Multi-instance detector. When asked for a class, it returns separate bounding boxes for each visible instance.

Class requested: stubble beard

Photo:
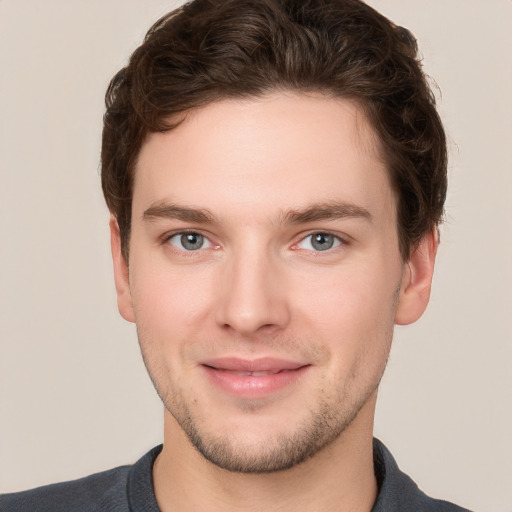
[142,350,389,474]
[173,382,381,474]
[137,286,398,474]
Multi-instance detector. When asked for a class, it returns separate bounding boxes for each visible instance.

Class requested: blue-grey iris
[311,233,335,251]
[181,233,204,250]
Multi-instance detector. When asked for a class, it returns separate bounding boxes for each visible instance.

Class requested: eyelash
[162,230,347,254]
[163,230,217,252]
[292,232,345,252]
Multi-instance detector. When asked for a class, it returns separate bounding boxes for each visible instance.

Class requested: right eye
[167,232,213,251]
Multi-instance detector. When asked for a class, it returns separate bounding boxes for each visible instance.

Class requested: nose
[215,248,290,337]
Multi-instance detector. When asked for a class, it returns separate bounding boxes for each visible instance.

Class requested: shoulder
[372,438,474,512]
[0,445,162,512]
[0,465,131,512]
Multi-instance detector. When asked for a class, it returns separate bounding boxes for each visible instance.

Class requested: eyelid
[161,228,211,241]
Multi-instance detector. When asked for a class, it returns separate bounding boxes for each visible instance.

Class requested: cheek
[303,278,395,386]
[293,260,399,324]
[129,258,215,337]
[290,257,400,370]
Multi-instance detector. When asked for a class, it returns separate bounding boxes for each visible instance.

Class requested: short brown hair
[101,0,447,260]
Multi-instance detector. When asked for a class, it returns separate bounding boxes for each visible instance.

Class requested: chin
[168,391,374,474]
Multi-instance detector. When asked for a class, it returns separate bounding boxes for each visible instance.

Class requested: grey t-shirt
[0,439,473,511]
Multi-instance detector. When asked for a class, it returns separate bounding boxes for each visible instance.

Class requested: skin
[111,92,437,512]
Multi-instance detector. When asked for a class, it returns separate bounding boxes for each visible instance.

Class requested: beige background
[1,1,511,510]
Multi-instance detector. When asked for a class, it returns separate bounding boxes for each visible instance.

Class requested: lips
[202,356,306,372]
[200,357,310,398]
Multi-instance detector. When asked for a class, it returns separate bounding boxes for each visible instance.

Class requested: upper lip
[201,357,307,372]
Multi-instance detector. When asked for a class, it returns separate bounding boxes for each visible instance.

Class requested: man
[0,0,473,510]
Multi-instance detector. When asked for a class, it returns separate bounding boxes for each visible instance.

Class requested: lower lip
[201,365,310,399]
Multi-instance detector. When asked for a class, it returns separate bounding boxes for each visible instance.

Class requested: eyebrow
[281,202,372,224]
[143,203,217,224]
[142,201,372,225]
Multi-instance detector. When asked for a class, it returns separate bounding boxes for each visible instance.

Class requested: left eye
[168,232,212,251]
[296,232,342,252]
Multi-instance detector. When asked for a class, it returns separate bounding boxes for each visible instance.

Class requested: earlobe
[110,217,135,323]
[395,229,438,326]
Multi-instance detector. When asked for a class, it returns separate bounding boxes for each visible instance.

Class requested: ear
[395,229,438,325]
[110,216,135,323]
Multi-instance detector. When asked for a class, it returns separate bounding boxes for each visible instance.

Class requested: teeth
[225,370,281,376]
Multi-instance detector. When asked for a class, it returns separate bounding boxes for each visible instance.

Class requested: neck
[153,399,378,512]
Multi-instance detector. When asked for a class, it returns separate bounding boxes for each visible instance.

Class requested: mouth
[200,357,310,398]
[216,369,283,376]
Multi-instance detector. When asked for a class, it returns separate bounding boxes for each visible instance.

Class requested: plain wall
[1,1,511,511]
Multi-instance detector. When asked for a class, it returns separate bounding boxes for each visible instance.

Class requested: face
[112,92,435,473]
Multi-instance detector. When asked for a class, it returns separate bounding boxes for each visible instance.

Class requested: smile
[221,369,282,376]
[200,357,310,398]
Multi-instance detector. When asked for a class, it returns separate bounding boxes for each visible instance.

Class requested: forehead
[133,92,393,221]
